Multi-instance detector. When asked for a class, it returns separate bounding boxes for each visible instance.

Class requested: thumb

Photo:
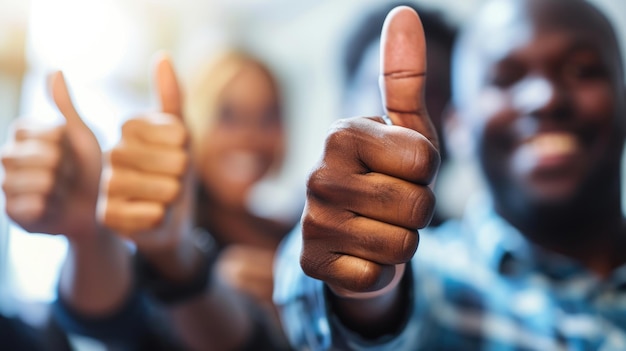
[49,71,87,130]
[379,6,438,149]
[153,52,183,118]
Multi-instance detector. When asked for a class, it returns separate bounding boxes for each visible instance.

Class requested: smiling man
[274,0,626,349]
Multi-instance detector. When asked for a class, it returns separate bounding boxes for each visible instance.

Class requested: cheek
[193,132,224,178]
[575,83,614,124]
[574,83,618,151]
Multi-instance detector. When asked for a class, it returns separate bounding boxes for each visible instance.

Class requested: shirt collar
[462,193,589,281]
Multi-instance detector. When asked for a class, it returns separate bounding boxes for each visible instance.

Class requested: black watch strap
[134,228,218,305]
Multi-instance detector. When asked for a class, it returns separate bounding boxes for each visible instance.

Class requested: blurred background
[0,0,625,348]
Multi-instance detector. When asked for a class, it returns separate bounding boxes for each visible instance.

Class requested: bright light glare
[7,227,67,302]
[28,0,133,80]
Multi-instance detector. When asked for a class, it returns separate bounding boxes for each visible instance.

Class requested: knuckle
[104,171,120,196]
[102,205,123,229]
[172,152,189,176]
[121,118,143,138]
[169,121,189,146]
[301,204,336,241]
[12,126,30,141]
[145,204,166,227]
[306,165,347,202]
[299,249,324,279]
[324,119,355,150]
[7,198,45,224]
[39,172,56,195]
[108,146,126,166]
[1,147,16,167]
[1,180,10,194]
[300,208,320,240]
[161,178,181,203]
[306,168,327,198]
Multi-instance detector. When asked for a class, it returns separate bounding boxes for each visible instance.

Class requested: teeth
[528,133,577,157]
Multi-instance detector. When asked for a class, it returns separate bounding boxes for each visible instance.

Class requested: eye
[487,61,525,88]
[561,51,608,82]
[218,104,239,127]
[562,62,607,81]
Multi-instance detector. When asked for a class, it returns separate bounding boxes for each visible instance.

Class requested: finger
[121,114,187,147]
[309,171,435,229]
[49,71,87,130]
[304,209,418,266]
[2,169,56,197]
[102,198,165,234]
[5,193,47,225]
[300,251,396,293]
[11,121,64,143]
[109,141,188,177]
[107,168,181,204]
[154,52,183,118]
[323,117,439,184]
[1,140,61,170]
[328,264,405,299]
[380,6,437,148]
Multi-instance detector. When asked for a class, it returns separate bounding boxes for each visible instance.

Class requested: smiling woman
[185,51,287,217]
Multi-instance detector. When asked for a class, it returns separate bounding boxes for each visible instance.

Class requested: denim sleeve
[273,226,426,351]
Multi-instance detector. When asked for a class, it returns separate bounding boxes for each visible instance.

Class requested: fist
[2,72,102,237]
[300,7,440,297]
[99,55,194,252]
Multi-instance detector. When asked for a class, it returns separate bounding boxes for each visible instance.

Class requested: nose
[511,75,569,119]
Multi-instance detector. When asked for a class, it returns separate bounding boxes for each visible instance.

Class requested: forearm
[137,231,252,350]
[328,265,412,339]
[58,228,134,315]
[167,279,254,351]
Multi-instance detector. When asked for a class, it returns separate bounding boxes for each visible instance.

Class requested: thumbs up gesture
[301,7,440,297]
[2,72,102,237]
[100,54,197,276]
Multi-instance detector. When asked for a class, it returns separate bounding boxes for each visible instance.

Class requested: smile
[526,133,578,159]
[513,132,581,173]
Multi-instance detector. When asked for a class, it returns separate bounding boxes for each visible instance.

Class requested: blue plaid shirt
[273,195,626,350]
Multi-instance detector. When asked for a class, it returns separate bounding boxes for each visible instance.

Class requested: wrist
[134,228,218,305]
[137,228,213,282]
[66,226,118,250]
[328,262,413,339]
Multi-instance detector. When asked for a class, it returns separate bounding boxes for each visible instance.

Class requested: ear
[442,104,474,162]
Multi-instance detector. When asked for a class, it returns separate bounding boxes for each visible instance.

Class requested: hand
[215,244,276,305]
[2,72,102,238]
[99,54,197,278]
[300,7,440,297]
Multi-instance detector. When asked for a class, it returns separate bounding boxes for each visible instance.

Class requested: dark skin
[302,7,438,336]
[458,0,626,276]
[300,0,626,338]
